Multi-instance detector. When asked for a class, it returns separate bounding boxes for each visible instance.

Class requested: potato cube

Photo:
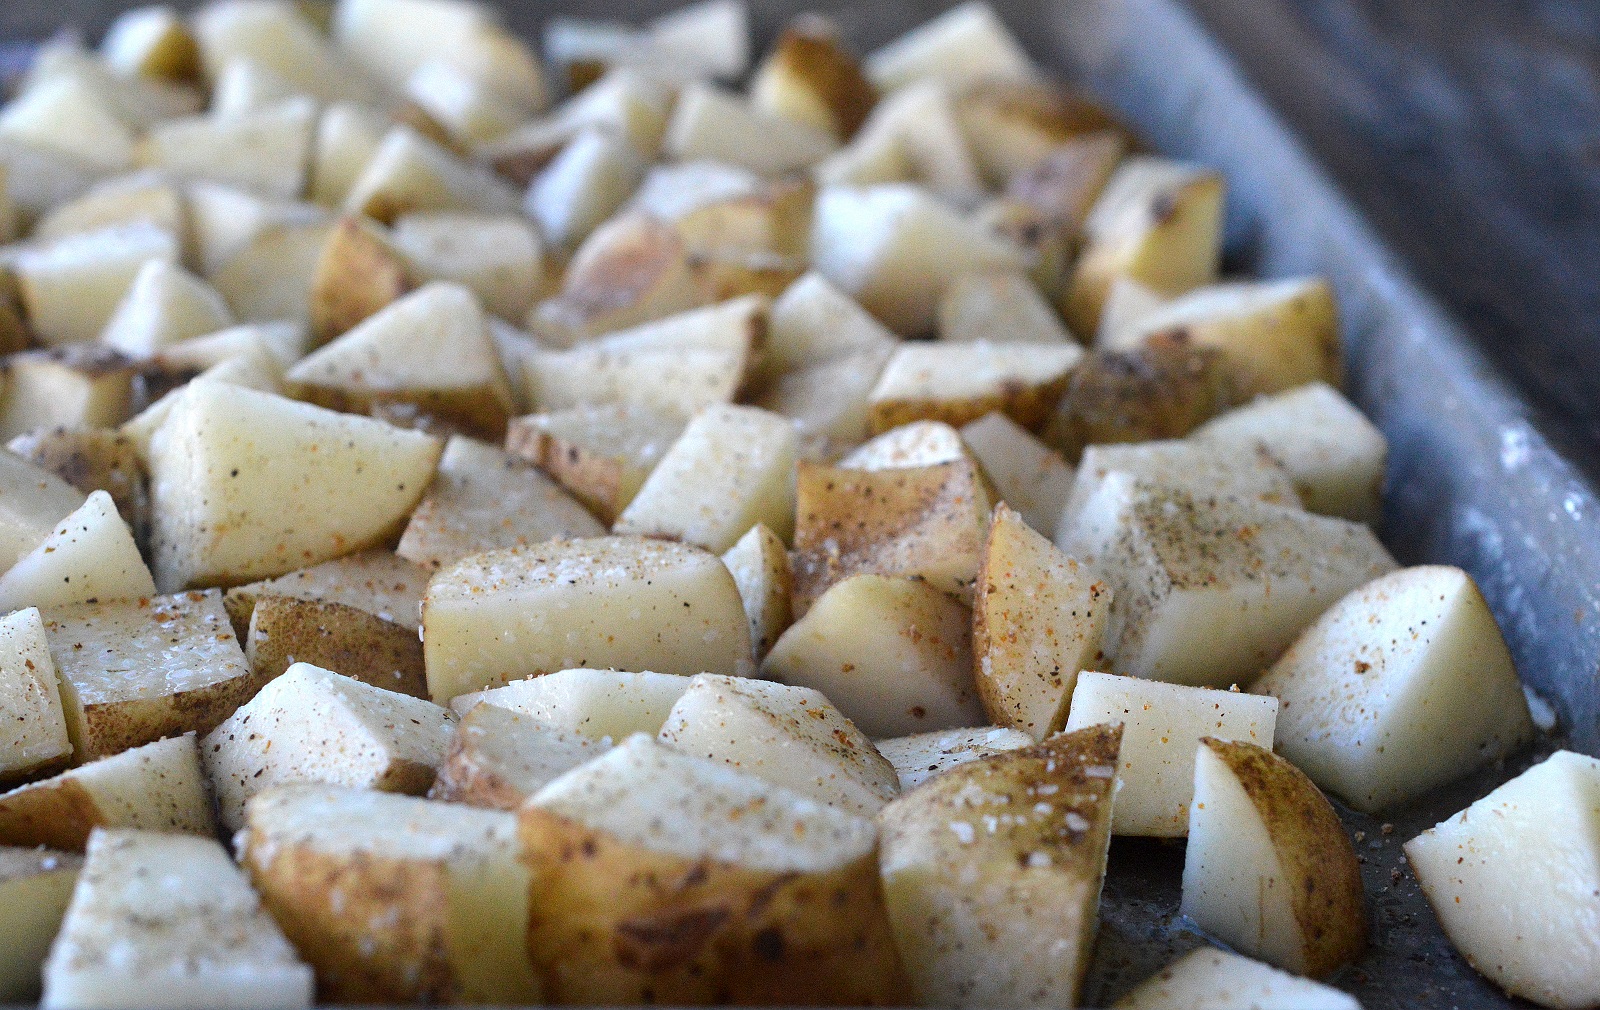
[955,79,1127,186]
[240,785,540,1004]
[450,668,692,738]
[0,77,134,172]
[6,428,149,550]
[762,271,899,381]
[1065,672,1278,836]
[32,175,186,246]
[422,536,753,703]
[864,1,1035,92]
[868,340,1083,433]
[430,703,609,810]
[201,661,455,831]
[873,725,1032,791]
[938,270,1075,344]
[308,102,386,207]
[1114,947,1361,1010]
[245,595,427,698]
[1060,439,1301,532]
[210,217,336,325]
[1254,565,1535,812]
[344,126,521,224]
[0,608,71,783]
[193,0,378,105]
[100,7,201,80]
[524,127,647,251]
[506,404,686,524]
[223,548,428,636]
[753,347,894,458]
[0,846,82,1003]
[13,222,180,347]
[98,260,234,358]
[527,214,703,346]
[665,83,838,175]
[390,212,543,323]
[0,346,137,440]
[0,449,86,567]
[959,412,1074,534]
[41,828,313,1010]
[839,420,969,470]
[137,98,317,201]
[0,734,214,851]
[750,18,875,140]
[305,215,412,345]
[157,321,308,372]
[721,523,793,659]
[0,490,153,613]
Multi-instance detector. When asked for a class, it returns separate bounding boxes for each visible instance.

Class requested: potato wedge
[506,403,686,524]
[720,523,793,660]
[750,17,875,140]
[0,607,72,784]
[0,449,85,567]
[306,215,412,345]
[6,427,149,549]
[0,846,82,1003]
[98,259,233,358]
[245,595,427,698]
[13,222,180,347]
[1114,947,1360,1010]
[429,702,609,810]
[450,668,692,738]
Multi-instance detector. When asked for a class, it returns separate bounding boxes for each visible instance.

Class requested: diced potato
[0,77,135,172]
[0,491,153,612]
[193,0,379,106]
[201,661,455,831]
[450,668,692,739]
[1060,439,1301,531]
[960,412,1074,535]
[1404,751,1600,1010]
[666,84,839,175]
[240,785,541,1004]
[1065,672,1278,836]
[137,98,318,201]
[973,196,1077,301]
[344,126,521,224]
[629,161,810,262]
[41,828,313,1010]
[750,18,875,140]
[762,270,899,381]
[390,212,543,323]
[839,420,969,470]
[32,175,186,246]
[13,222,180,347]
[430,703,609,809]
[763,574,984,738]
[658,673,899,816]
[223,548,428,634]
[6,428,149,549]
[0,346,137,440]
[644,0,751,81]
[101,7,202,80]
[1059,475,1394,687]
[521,734,909,1005]
[974,503,1109,740]
[98,260,234,358]
[721,523,793,659]
[207,59,298,119]
[1254,565,1535,812]
[828,82,984,204]
[0,734,214,851]
[120,347,287,456]
[187,179,326,278]
[614,404,798,552]
[308,102,387,207]
[867,340,1083,433]
[146,383,442,591]
[791,459,990,608]
[0,608,72,784]
[0,140,104,228]
[403,60,525,147]
[1094,275,1170,344]
[864,1,1035,92]
[873,725,1033,791]
[245,595,427,698]
[1191,381,1387,525]
[754,346,894,457]
[0,846,82,1003]
[506,403,685,523]
[305,215,412,345]
[1181,738,1366,977]
[877,724,1121,1008]
[524,127,647,252]
[0,449,86,566]
[1114,947,1361,1010]
[955,78,1127,186]
[938,270,1074,344]
[489,68,671,180]
[210,217,336,324]
[158,320,308,371]
[422,536,753,703]
[526,213,703,346]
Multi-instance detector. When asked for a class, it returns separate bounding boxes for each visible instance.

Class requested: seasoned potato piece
[208,217,335,325]
[1405,751,1600,1010]
[5,429,147,548]
[31,176,185,247]
[157,320,308,371]
[98,260,233,358]
[308,102,387,208]
[192,0,378,105]
[1060,439,1300,530]
[614,404,799,552]
[721,523,793,660]
[0,449,85,567]
[240,785,540,1005]
[873,725,1033,791]
[397,436,603,569]
[0,846,82,1003]
[762,271,899,381]
[43,590,256,761]
[101,7,201,80]
[792,459,990,609]
[0,491,153,612]
[506,404,686,524]
[0,346,137,440]
[201,662,455,831]
[527,214,703,347]
[868,340,1082,433]
[41,828,313,1010]
[1066,672,1278,836]
[973,196,1076,302]
[306,215,412,345]
[864,1,1035,92]
[450,668,692,738]
[520,734,911,1005]
[430,703,609,810]
[1255,566,1535,812]
[0,735,213,851]
[390,212,543,323]
[1114,947,1361,1010]
[0,608,72,784]
[422,537,753,703]
[764,575,984,738]
[666,83,838,175]
[959,412,1074,535]
[816,80,984,204]
[753,347,894,459]
[146,383,442,591]
[877,723,1122,1008]
[224,548,428,636]
[1181,738,1366,977]
[955,78,1127,186]
[525,127,647,252]
[1060,475,1394,687]
[750,17,875,140]
[937,270,1075,344]
[974,504,1109,740]
[343,126,521,224]
[245,596,428,698]
[840,420,969,470]
[137,99,318,201]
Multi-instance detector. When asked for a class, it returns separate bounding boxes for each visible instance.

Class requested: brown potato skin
[506,422,630,524]
[0,778,105,851]
[761,22,876,139]
[76,670,270,763]
[868,372,1073,435]
[309,216,412,347]
[245,596,428,699]
[518,807,914,1006]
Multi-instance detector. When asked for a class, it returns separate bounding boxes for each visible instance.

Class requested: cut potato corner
[223,548,428,635]
[344,126,521,224]
[137,98,318,201]
[868,339,1083,433]
[864,1,1035,92]
[0,77,135,173]
[29,173,185,248]
[402,60,525,147]
[1114,947,1360,1010]
[397,435,602,569]
[0,346,138,441]
[1181,738,1366,977]
[210,217,336,325]
[306,215,413,346]
[0,607,72,784]
[200,661,454,831]
[145,383,442,591]
[41,828,313,1010]
[525,127,647,252]
[0,491,153,613]
[118,347,286,458]
[1094,276,1170,345]
[13,221,180,347]
[658,673,898,816]
[506,404,686,524]
[0,846,82,1003]
[839,420,969,470]
[245,595,427,699]
[0,137,105,228]
[0,734,213,851]
[955,78,1128,187]
[960,412,1074,535]
[98,258,233,358]
[430,703,609,810]
[0,450,85,568]
[192,0,379,106]
[1066,672,1277,836]
[877,723,1122,1008]
[100,6,201,80]
[974,503,1109,740]
[667,84,838,176]
[1060,438,1301,530]
[422,537,753,703]
[208,59,299,120]
[973,196,1076,302]
[240,785,540,1005]
[750,17,876,140]
[526,213,703,346]
[874,725,1032,791]
[185,180,326,279]
[390,212,543,323]
[828,81,984,204]
[761,270,898,381]
[1254,565,1535,812]
[763,574,984,738]
[5,428,149,550]
[450,668,691,741]
[721,523,793,659]
[308,101,386,207]
[521,733,911,1005]
[938,270,1075,344]
[1405,750,1600,1010]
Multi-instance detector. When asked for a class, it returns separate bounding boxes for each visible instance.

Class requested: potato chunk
[201,662,455,831]
[877,723,1122,1008]
[761,271,898,381]
[937,270,1075,344]
[98,260,233,358]
[867,340,1083,433]
[864,1,1034,92]
[449,668,691,739]
[665,83,839,175]
[0,449,85,567]
[223,548,427,635]
[240,785,540,1005]
[137,98,317,201]
[720,523,793,660]
[429,703,609,810]
[41,828,313,1010]
[0,608,71,783]
[520,734,910,1005]
[873,725,1033,790]
[1404,751,1600,1010]
[0,846,82,1003]
[390,212,544,323]
[525,128,647,252]
[507,404,686,524]
[750,18,875,140]
[8,426,151,547]
[959,412,1074,534]
[1114,947,1360,1010]
[0,491,153,613]
[1060,438,1300,531]
[0,346,137,440]
[1254,565,1535,812]
[244,596,428,698]
[421,537,753,703]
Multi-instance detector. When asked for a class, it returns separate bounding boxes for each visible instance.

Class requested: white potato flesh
[0,608,71,782]
[938,270,1074,344]
[835,81,984,204]
[1060,474,1395,687]
[868,340,1084,429]
[720,523,793,659]
[0,347,137,441]
[404,61,523,146]
[864,1,1035,91]
[506,403,687,523]
[1191,382,1387,525]
[209,59,297,119]
[188,184,328,284]
[41,829,313,1010]
[1405,751,1600,1010]
[99,260,233,358]
[308,102,386,207]
[13,222,180,347]
[451,668,692,740]
[1061,439,1300,531]
[1115,947,1360,1010]
[0,491,152,613]
[873,725,1033,791]
[99,7,195,78]
[525,127,647,251]
[430,703,610,809]
[0,847,81,1002]
[193,0,378,106]
[840,420,968,470]
[762,574,985,738]
[0,139,103,226]
[224,549,428,632]
[146,383,442,591]
[0,77,134,172]
[763,271,899,381]
[120,350,286,457]
[343,127,521,223]
[33,175,185,246]
[614,404,799,552]
[960,412,1075,534]
[201,662,455,831]
[138,99,317,201]
[665,84,838,175]
[753,347,893,456]
[1065,672,1278,836]
[0,450,85,568]
[159,321,309,371]
[422,536,753,703]
[390,213,544,323]
[658,673,899,816]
